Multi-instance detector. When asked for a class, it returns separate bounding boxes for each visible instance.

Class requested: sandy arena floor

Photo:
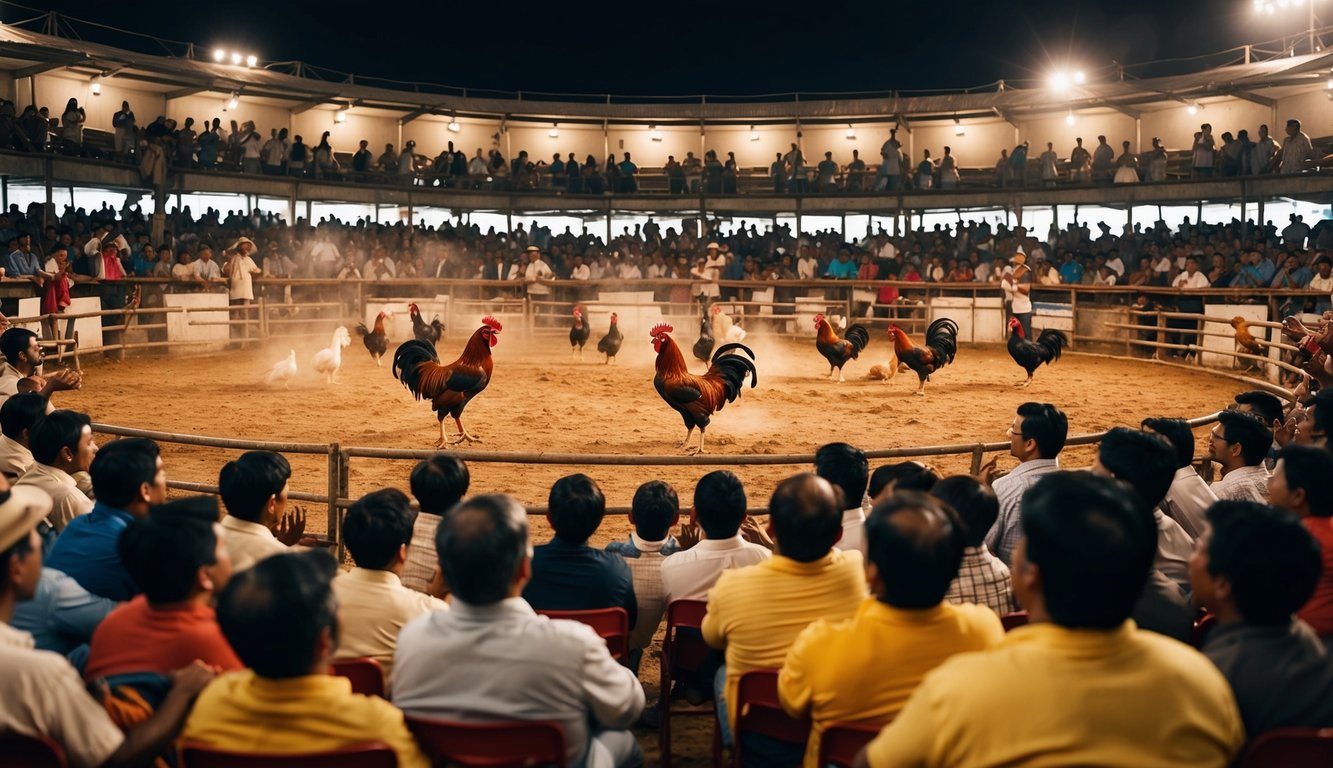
[68,326,1245,765]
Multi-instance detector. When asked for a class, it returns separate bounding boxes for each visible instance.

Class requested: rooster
[312,326,351,384]
[814,313,870,383]
[356,311,391,367]
[710,305,747,343]
[570,306,591,359]
[264,350,298,388]
[650,323,757,455]
[392,316,502,447]
[409,303,444,347]
[887,318,959,396]
[1006,318,1067,388]
[597,312,623,364]
[693,303,715,363]
[1231,316,1265,358]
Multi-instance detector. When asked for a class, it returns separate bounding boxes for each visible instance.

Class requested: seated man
[1191,500,1333,734]
[0,392,43,481]
[815,442,871,554]
[1142,416,1216,539]
[401,454,469,593]
[83,496,242,680]
[605,480,680,672]
[1207,410,1273,503]
[661,470,770,603]
[854,473,1244,768]
[522,473,636,628]
[986,402,1068,565]
[704,473,867,757]
[1233,390,1284,467]
[0,474,215,768]
[394,494,644,768]
[0,326,80,409]
[15,409,95,533]
[780,492,1004,767]
[183,551,428,767]
[46,438,166,601]
[868,461,941,502]
[1268,445,1333,639]
[332,488,446,688]
[931,475,1015,615]
[9,562,115,661]
[218,450,303,571]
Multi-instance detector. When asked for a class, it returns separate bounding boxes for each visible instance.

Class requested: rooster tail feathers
[925,318,960,364]
[355,323,370,337]
[845,324,871,358]
[709,343,758,396]
[1036,329,1068,363]
[391,339,440,397]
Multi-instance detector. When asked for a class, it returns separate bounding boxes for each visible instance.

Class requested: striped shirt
[944,545,1015,615]
[986,458,1060,566]
[1210,465,1270,504]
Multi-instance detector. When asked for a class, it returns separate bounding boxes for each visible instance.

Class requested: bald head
[768,473,844,562]
[436,494,529,605]
[867,493,966,609]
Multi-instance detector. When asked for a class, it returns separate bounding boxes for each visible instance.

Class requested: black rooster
[408,303,444,347]
[1007,317,1067,388]
[597,311,623,364]
[693,303,716,362]
[569,305,592,359]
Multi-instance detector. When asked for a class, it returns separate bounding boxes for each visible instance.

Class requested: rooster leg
[685,430,706,456]
[914,377,927,396]
[1015,373,1033,389]
[454,417,482,443]
[676,427,695,449]
[835,366,845,383]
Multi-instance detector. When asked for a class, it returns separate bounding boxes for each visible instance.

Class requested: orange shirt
[1298,517,1333,638]
[84,596,242,680]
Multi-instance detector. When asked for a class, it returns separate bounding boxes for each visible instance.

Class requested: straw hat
[0,486,54,552]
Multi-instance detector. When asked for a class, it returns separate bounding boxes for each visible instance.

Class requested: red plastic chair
[536,607,630,663]
[0,732,67,768]
[179,742,398,767]
[659,599,720,768]
[1000,611,1029,631]
[1192,612,1218,649]
[1238,727,1333,768]
[331,656,387,698]
[817,722,884,768]
[731,670,812,768]
[405,715,566,768]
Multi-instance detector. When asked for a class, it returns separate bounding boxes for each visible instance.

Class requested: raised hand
[274,506,307,546]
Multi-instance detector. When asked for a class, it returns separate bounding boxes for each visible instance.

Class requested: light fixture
[90,79,101,96]
[649,125,663,142]
[230,52,242,65]
[226,93,239,111]
[447,118,461,133]
[1065,111,1075,126]
[953,118,965,136]
[1186,103,1199,115]
[246,54,258,68]
[334,107,347,124]
[212,48,225,62]
[845,124,856,139]
[548,123,559,138]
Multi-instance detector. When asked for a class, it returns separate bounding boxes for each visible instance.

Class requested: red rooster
[887,318,959,396]
[814,313,870,382]
[650,323,757,455]
[569,306,591,359]
[1006,317,1067,388]
[408,303,444,347]
[356,311,391,366]
[392,316,501,446]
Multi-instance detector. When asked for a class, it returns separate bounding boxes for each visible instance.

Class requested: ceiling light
[230,52,242,65]
[749,125,760,141]
[447,119,461,133]
[334,108,347,124]
[1048,71,1071,93]
[1065,111,1076,126]
[1187,103,1199,115]
[953,119,965,136]
[548,123,559,138]
[90,80,101,96]
[213,49,225,62]
[226,94,239,111]
[845,124,856,139]
[246,54,258,68]
[650,125,663,142]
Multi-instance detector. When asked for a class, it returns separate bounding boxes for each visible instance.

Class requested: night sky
[4,1,1311,95]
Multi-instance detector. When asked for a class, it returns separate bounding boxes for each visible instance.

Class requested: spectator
[984,402,1067,565]
[15,409,95,534]
[814,442,870,554]
[83,497,241,679]
[875,129,901,192]
[332,488,446,689]
[522,474,637,626]
[218,450,304,571]
[660,470,770,603]
[1207,410,1272,502]
[605,480,680,672]
[1276,118,1316,174]
[780,491,1003,767]
[0,392,43,481]
[867,461,941,501]
[932,475,1015,615]
[1267,445,1333,639]
[1233,390,1284,466]
[1141,416,1216,539]
[0,327,81,408]
[1191,499,1333,735]
[853,472,1243,768]
[394,494,643,768]
[222,237,262,339]
[1295,389,1330,448]
[184,550,428,766]
[402,454,469,594]
[45,438,166,601]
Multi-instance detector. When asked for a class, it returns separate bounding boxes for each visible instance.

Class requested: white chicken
[312,326,351,384]
[264,350,298,388]
[710,304,747,344]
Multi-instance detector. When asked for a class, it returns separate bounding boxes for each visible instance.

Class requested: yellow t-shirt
[779,598,1005,767]
[864,621,1245,768]
[701,550,867,726]
[182,670,428,768]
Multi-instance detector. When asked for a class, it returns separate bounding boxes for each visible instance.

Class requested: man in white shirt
[1309,257,1333,312]
[875,129,902,192]
[1141,417,1216,539]
[0,393,41,481]
[661,471,771,603]
[984,402,1067,566]
[0,328,80,410]
[363,247,396,280]
[223,238,262,341]
[523,246,553,298]
[15,410,95,533]
[1001,255,1034,339]
[191,246,223,284]
[1277,118,1316,174]
[617,256,642,281]
[1172,256,1210,289]
[815,442,870,555]
[569,255,591,281]
[218,451,303,571]
[796,244,819,280]
[1207,410,1273,503]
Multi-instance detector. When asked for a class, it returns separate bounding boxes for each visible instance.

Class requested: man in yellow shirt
[854,472,1244,768]
[183,550,428,768]
[703,473,867,763]
[780,492,1004,767]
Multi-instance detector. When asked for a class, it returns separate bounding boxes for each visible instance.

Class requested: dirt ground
[68,326,1245,766]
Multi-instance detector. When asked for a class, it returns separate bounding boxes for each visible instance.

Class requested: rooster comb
[650,323,674,337]
[482,316,503,332]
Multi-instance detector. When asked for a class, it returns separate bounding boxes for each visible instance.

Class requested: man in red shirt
[83,497,241,679]
[1268,445,1333,639]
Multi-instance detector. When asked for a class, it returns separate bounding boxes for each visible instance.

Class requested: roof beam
[993,107,1020,129]
[164,86,209,100]
[291,98,332,114]
[13,60,81,78]
[399,107,435,126]
[1225,89,1277,108]
[1099,100,1142,119]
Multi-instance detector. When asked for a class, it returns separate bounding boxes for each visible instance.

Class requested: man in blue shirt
[45,438,166,601]
[1058,251,1084,284]
[825,250,858,279]
[6,233,45,283]
[10,567,116,661]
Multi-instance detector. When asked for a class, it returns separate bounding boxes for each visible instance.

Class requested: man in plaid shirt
[933,476,1015,615]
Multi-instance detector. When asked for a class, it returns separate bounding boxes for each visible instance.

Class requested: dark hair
[89,437,161,508]
[1205,501,1321,625]
[436,494,529,605]
[1234,391,1284,428]
[630,480,679,541]
[0,393,45,442]
[1097,427,1176,510]
[343,488,416,570]
[768,473,843,563]
[28,410,90,466]
[694,470,747,539]
[868,461,941,498]
[1276,445,1333,517]
[217,550,339,679]
[547,473,604,544]
[409,454,470,515]
[815,442,868,509]
[930,475,998,548]
[0,328,36,366]
[1020,472,1156,629]
[119,506,218,603]
[1016,402,1068,459]
[867,492,966,609]
[1216,410,1273,466]
[0,515,36,583]
[1141,417,1196,469]
[218,451,291,523]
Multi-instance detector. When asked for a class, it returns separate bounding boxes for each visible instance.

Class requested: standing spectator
[1069,137,1092,183]
[237,122,262,175]
[618,152,638,193]
[1038,142,1059,186]
[817,152,839,191]
[937,146,960,189]
[260,129,286,176]
[14,410,95,534]
[523,245,553,300]
[287,135,308,177]
[196,121,219,169]
[1091,135,1114,184]
[875,129,901,192]
[351,140,372,175]
[59,98,85,155]
[401,454,469,594]
[1008,141,1028,187]
[783,144,805,193]
[1113,140,1139,184]
[1276,118,1316,174]
[605,480,681,672]
[218,450,304,571]
[1147,137,1168,181]
[175,117,197,167]
[933,475,1015,615]
[1251,123,1278,175]
[1000,254,1033,339]
[915,150,935,190]
[222,238,261,341]
[112,100,136,161]
[983,402,1067,566]
[1207,410,1272,503]
[846,149,866,190]
[1192,123,1216,178]
[398,140,417,185]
